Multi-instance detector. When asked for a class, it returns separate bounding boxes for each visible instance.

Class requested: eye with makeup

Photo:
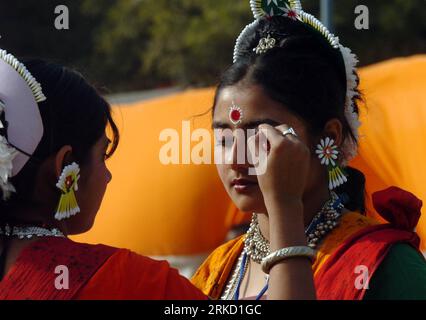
[214,132,234,148]
[213,123,269,150]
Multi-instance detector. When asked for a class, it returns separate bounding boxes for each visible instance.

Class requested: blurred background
[0,0,424,93]
[0,1,425,277]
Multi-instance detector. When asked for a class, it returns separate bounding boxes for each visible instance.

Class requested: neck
[2,206,69,236]
[257,185,330,241]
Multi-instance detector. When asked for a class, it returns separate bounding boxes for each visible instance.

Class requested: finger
[275,124,299,140]
[247,132,268,176]
[247,133,259,163]
[275,124,290,133]
[258,124,299,150]
[247,131,269,159]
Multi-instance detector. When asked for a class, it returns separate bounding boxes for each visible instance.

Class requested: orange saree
[191,187,423,300]
[191,211,378,299]
[0,237,206,300]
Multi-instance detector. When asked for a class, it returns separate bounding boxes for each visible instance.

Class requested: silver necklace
[222,192,343,300]
[244,191,341,263]
[243,214,270,264]
[0,224,65,239]
[221,251,246,300]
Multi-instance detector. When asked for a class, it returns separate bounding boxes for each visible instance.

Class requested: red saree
[0,237,206,300]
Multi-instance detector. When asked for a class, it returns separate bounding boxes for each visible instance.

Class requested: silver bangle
[261,246,316,274]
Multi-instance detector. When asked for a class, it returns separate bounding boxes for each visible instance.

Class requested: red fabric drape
[315,187,422,299]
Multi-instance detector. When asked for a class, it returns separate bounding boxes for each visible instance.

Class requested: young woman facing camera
[192,0,426,300]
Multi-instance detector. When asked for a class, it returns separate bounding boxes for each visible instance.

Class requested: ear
[323,118,344,146]
[55,145,73,178]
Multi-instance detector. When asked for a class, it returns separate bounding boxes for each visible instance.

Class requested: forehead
[213,85,300,129]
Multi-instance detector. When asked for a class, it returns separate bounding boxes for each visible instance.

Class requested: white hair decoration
[0,49,46,199]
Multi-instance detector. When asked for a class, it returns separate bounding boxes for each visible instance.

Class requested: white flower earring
[54,162,81,221]
[315,137,348,190]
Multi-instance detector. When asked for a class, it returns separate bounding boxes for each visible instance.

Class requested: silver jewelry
[222,192,343,300]
[244,191,342,262]
[253,34,276,55]
[261,246,317,274]
[221,251,248,300]
[0,224,65,239]
[281,127,297,137]
[306,192,343,248]
[243,214,270,264]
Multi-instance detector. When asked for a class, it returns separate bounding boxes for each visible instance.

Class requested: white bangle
[261,246,317,274]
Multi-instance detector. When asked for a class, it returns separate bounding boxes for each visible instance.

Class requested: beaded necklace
[221,192,344,300]
[0,224,65,239]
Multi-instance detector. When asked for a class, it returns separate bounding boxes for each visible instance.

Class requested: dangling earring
[315,137,347,190]
[54,162,81,221]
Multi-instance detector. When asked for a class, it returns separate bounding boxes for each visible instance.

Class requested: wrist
[264,192,304,211]
[267,202,307,249]
[261,246,316,274]
[264,195,304,224]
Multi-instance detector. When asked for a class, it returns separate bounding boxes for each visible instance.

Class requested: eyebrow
[212,119,281,130]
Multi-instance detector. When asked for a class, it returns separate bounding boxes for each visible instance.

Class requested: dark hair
[213,17,365,213]
[0,59,119,218]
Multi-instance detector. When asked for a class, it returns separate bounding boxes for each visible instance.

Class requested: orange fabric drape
[350,55,426,249]
[73,89,235,255]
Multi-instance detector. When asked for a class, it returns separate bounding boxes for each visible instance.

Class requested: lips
[231,178,258,192]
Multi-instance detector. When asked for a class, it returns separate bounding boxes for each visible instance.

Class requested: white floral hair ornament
[316,137,347,190]
[55,162,81,221]
[0,49,46,200]
[234,0,361,164]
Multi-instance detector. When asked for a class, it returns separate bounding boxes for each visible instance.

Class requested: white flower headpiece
[0,49,46,199]
[234,0,360,164]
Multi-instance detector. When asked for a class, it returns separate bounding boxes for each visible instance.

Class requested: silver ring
[281,127,297,137]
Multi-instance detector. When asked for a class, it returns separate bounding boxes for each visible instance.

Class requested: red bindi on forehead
[230,109,241,122]
[229,101,244,126]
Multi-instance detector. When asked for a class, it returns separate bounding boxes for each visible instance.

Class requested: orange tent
[73,55,426,256]
[351,55,426,250]
[73,89,242,257]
